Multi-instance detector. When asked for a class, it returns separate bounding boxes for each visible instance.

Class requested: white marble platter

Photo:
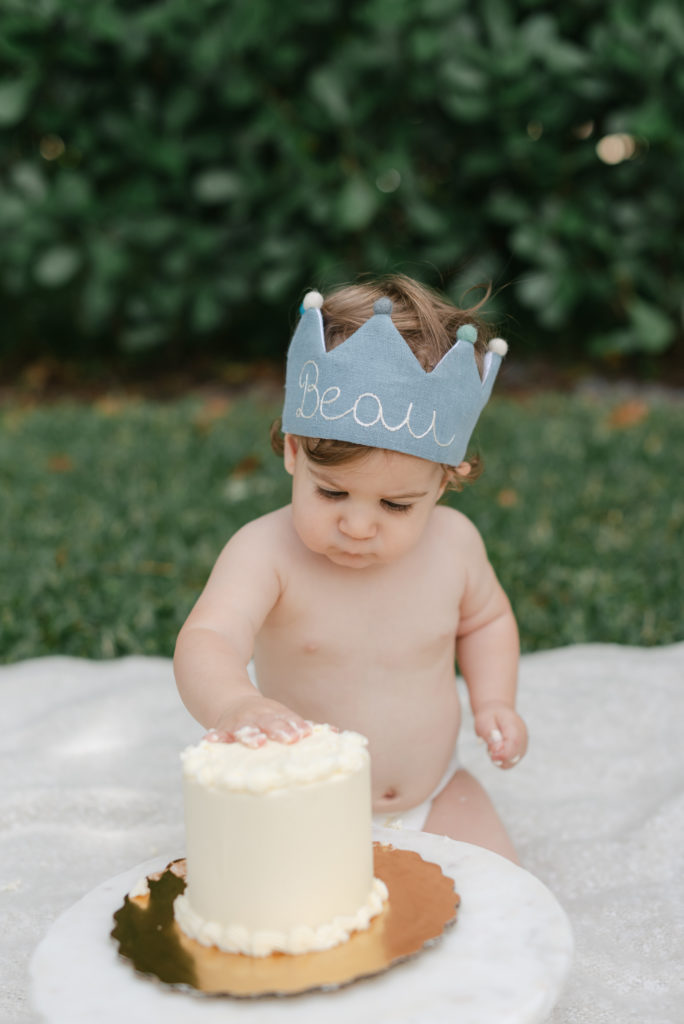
[30,826,572,1024]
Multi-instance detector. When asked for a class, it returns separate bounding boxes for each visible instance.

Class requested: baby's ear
[439,461,471,496]
[283,434,299,475]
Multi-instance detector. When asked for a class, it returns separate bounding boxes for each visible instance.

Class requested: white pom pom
[302,290,324,310]
[488,337,508,356]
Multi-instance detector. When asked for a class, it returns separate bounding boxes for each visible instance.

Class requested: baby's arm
[174,518,310,747]
[455,521,527,770]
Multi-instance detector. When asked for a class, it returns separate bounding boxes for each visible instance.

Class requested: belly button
[383,787,397,800]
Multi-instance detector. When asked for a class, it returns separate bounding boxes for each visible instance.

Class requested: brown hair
[272,274,492,490]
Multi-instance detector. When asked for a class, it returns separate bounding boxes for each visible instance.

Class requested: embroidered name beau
[282,292,508,466]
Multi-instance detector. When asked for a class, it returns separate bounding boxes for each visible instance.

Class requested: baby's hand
[474,703,528,770]
[205,696,312,748]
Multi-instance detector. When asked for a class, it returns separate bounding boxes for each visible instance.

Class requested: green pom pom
[457,324,478,344]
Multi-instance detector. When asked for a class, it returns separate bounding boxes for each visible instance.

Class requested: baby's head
[273,274,505,491]
[319,274,491,372]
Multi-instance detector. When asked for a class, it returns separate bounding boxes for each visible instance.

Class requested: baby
[174,274,528,862]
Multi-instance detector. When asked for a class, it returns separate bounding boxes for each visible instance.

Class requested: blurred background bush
[2,0,683,373]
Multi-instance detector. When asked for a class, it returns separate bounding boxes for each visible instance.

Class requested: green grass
[2,391,683,662]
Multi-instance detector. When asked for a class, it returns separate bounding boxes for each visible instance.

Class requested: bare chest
[262,549,465,669]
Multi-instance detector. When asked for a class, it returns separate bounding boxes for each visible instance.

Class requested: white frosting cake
[174,724,388,956]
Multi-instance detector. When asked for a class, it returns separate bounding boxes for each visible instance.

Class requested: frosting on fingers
[234,725,267,747]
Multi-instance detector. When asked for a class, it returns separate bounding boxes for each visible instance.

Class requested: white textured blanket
[2,644,683,1023]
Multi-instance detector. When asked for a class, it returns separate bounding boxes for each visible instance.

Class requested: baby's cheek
[292,511,319,550]
[395,519,425,556]
[304,521,331,556]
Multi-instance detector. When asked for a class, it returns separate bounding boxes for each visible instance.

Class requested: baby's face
[284,437,447,569]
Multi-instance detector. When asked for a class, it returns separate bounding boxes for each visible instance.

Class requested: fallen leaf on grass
[231,455,261,477]
[497,488,519,508]
[94,395,131,416]
[193,397,232,432]
[607,399,649,429]
[47,454,74,473]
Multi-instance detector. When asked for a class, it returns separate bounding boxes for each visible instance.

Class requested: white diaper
[372,743,461,832]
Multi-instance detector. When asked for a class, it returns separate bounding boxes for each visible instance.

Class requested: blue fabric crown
[282,292,508,466]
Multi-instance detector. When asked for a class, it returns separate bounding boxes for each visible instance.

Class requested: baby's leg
[423,768,519,864]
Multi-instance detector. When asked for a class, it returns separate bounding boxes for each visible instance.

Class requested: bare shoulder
[431,504,487,551]
[220,506,292,555]
[183,508,294,633]
[205,507,294,586]
[432,507,511,626]
[428,506,494,584]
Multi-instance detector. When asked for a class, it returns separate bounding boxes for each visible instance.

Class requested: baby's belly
[254,650,462,813]
[368,716,462,813]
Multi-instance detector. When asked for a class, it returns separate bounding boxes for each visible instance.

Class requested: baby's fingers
[476,711,527,769]
[206,717,313,747]
[264,717,312,744]
[490,745,522,770]
[490,723,528,769]
[203,725,267,747]
[235,725,269,748]
[475,718,507,757]
[486,726,511,765]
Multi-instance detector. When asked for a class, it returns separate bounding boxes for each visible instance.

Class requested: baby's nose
[339,507,376,539]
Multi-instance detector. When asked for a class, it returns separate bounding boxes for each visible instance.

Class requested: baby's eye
[381,500,413,513]
[316,487,347,500]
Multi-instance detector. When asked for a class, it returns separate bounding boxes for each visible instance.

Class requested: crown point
[456,324,478,344]
[373,297,393,316]
[302,290,324,311]
[488,337,508,356]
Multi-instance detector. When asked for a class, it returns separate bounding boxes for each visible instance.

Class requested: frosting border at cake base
[173,876,388,956]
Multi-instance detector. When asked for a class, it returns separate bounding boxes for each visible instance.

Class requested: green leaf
[308,67,350,123]
[521,14,588,73]
[487,190,530,225]
[335,175,379,231]
[258,263,300,301]
[78,278,116,332]
[0,78,31,126]
[52,171,93,212]
[0,193,26,227]
[590,299,676,356]
[440,60,487,93]
[441,92,490,121]
[627,298,676,353]
[406,199,444,236]
[650,2,684,50]
[33,246,82,288]
[516,270,557,310]
[193,169,242,204]
[10,162,47,202]
[119,323,167,352]
[191,290,225,332]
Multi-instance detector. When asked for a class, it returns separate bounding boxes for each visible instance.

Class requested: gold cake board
[112,842,460,997]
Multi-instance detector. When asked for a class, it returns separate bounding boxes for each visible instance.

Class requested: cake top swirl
[180,723,369,793]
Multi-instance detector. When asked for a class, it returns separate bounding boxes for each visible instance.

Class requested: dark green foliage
[1,1,683,364]
[1,392,682,661]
